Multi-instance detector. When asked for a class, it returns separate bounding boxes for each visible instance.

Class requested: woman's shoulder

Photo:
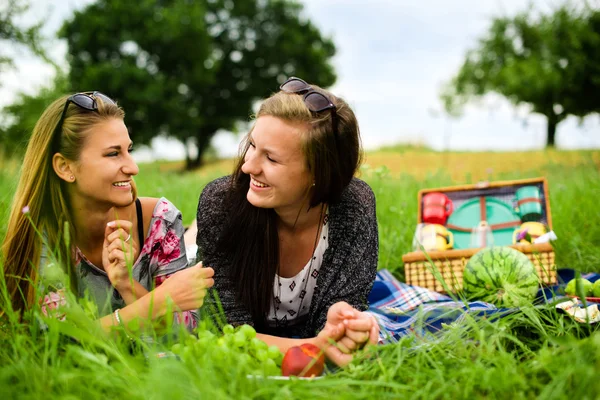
[200,176,231,199]
[139,197,182,225]
[197,176,232,211]
[197,176,232,223]
[337,178,375,211]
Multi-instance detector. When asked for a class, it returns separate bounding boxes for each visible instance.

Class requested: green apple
[592,280,600,298]
[565,278,594,297]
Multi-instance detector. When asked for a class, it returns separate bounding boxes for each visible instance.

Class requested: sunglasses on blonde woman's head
[279,77,338,137]
[51,91,116,153]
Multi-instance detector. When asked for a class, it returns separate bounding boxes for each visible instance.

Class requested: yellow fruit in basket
[565,278,593,297]
[592,280,600,298]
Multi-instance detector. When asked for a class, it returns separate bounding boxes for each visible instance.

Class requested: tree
[441,4,600,147]
[61,0,336,169]
[0,0,48,82]
[0,72,68,155]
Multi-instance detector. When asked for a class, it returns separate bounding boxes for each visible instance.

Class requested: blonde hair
[1,93,131,313]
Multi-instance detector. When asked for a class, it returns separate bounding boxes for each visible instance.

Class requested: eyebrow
[249,135,281,158]
[103,142,134,151]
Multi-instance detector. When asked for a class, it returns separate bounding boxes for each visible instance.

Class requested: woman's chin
[112,194,135,207]
[246,192,271,209]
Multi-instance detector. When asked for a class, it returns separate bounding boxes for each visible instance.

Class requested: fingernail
[107,221,115,227]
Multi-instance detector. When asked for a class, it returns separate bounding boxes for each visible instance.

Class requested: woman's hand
[316,302,379,366]
[338,311,379,352]
[155,262,215,312]
[103,220,138,291]
[314,320,351,366]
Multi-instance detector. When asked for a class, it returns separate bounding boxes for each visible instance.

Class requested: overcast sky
[1,0,599,161]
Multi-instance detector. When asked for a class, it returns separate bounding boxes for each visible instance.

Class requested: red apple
[281,343,325,377]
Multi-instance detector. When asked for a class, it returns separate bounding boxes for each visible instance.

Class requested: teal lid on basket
[446,197,521,249]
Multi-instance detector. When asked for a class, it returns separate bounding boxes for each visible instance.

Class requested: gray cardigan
[196,176,378,338]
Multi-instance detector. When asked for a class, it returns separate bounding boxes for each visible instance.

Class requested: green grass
[1,149,600,399]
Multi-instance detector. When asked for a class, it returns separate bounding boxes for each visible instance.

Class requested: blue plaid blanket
[367,268,597,344]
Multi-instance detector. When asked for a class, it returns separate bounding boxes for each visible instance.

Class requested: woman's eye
[107,152,118,157]
[249,141,256,147]
[267,155,276,162]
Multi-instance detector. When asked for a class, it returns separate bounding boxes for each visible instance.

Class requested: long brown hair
[218,85,363,325]
[1,93,129,313]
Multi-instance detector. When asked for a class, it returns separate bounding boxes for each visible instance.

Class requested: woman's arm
[257,312,373,367]
[309,180,379,336]
[256,333,317,354]
[98,283,167,332]
[115,281,149,305]
[98,263,214,333]
[40,263,214,333]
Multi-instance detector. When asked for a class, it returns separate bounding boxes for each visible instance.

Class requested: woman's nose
[123,154,139,176]
[241,152,259,175]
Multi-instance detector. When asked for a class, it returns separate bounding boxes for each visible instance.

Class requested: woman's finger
[344,317,373,332]
[108,248,128,264]
[203,278,215,289]
[343,329,370,346]
[199,266,214,278]
[322,342,353,367]
[337,336,358,353]
[106,227,132,245]
[106,220,133,233]
[327,302,359,326]
[368,316,380,345]
[106,239,134,255]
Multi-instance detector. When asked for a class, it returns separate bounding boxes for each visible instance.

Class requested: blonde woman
[2,92,214,332]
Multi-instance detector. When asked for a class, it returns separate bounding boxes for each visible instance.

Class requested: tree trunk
[546,113,558,148]
[185,150,202,170]
[184,140,192,167]
[185,130,214,170]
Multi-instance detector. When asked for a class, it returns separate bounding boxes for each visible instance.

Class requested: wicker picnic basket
[402,177,557,293]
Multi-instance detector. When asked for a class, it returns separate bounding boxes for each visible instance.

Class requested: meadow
[1,147,600,399]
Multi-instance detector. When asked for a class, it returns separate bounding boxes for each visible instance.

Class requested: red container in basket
[422,192,454,225]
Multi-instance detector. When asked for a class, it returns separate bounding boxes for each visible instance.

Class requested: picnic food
[170,324,282,376]
[281,343,325,377]
[565,278,594,297]
[593,280,600,298]
[462,246,539,307]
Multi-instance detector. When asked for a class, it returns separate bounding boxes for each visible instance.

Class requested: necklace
[272,204,326,328]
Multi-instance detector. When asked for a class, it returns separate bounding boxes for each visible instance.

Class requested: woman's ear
[52,153,76,183]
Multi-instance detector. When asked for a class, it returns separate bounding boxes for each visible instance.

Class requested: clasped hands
[315,301,379,366]
[102,220,138,291]
[102,220,214,311]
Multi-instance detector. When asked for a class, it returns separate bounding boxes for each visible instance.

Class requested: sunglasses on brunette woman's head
[51,91,116,153]
[279,77,338,137]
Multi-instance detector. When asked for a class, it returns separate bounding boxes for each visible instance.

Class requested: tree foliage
[0,73,68,155]
[61,0,336,168]
[0,0,48,81]
[442,4,600,147]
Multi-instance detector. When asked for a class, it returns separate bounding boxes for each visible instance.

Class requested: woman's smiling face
[69,118,139,208]
[241,115,313,213]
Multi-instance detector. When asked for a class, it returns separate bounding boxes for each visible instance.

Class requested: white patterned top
[267,213,329,328]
